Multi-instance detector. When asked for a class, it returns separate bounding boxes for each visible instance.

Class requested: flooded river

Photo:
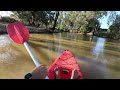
[0,32,119,79]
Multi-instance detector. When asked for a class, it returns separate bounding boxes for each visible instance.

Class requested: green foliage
[57,11,107,34]
[107,11,117,25]
[55,25,66,31]
[109,15,120,39]
[80,25,86,34]
[11,11,55,27]
[86,18,100,33]
[107,29,110,33]
[98,32,108,37]
[10,11,110,34]
[0,17,16,23]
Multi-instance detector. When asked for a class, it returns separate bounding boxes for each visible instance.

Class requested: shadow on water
[28,42,52,63]
[30,38,90,50]
[29,36,95,53]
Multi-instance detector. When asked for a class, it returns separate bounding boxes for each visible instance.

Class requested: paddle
[6,21,48,79]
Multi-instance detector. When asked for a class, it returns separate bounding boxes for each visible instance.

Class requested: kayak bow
[48,50,83,79]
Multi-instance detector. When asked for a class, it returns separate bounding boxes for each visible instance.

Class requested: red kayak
[48,50,83,79]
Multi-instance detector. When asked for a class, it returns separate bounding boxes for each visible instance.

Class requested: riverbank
[0,22,52,34]
[0,22,119,40]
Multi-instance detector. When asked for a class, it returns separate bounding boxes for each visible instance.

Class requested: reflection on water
[0,33,120,79]
[93,37,106,62]
[92,37,108,78]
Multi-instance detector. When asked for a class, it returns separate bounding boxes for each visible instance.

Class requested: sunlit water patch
[0,50,20,62]
[0,34,20,62]
[0,35,12,47]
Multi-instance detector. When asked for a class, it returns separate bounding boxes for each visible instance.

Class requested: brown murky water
[0,32,120,79]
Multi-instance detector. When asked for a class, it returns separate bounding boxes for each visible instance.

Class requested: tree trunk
[52,11,59,32]
[90,29,95,41]
[31,12,36,26]
[28,20,31,26]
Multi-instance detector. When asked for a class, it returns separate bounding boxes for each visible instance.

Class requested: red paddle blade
[6,21,29,44]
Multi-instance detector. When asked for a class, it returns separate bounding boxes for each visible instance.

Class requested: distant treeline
[0,11,120,40]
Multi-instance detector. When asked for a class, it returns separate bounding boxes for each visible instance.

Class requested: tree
[109,15,120,39]
[107,11,117,25]
[11,11,108,34]
[86,18,100,33]
[11,11,55,28]
[52,11,59,31]
[57,11,107,34]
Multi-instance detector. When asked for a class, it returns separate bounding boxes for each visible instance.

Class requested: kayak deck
[48,50,83,79]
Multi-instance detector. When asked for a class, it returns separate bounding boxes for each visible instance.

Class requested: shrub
[0,17,16,23]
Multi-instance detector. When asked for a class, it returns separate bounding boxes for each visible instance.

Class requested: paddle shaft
[24,42,40,67]
[24,42,49,79]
